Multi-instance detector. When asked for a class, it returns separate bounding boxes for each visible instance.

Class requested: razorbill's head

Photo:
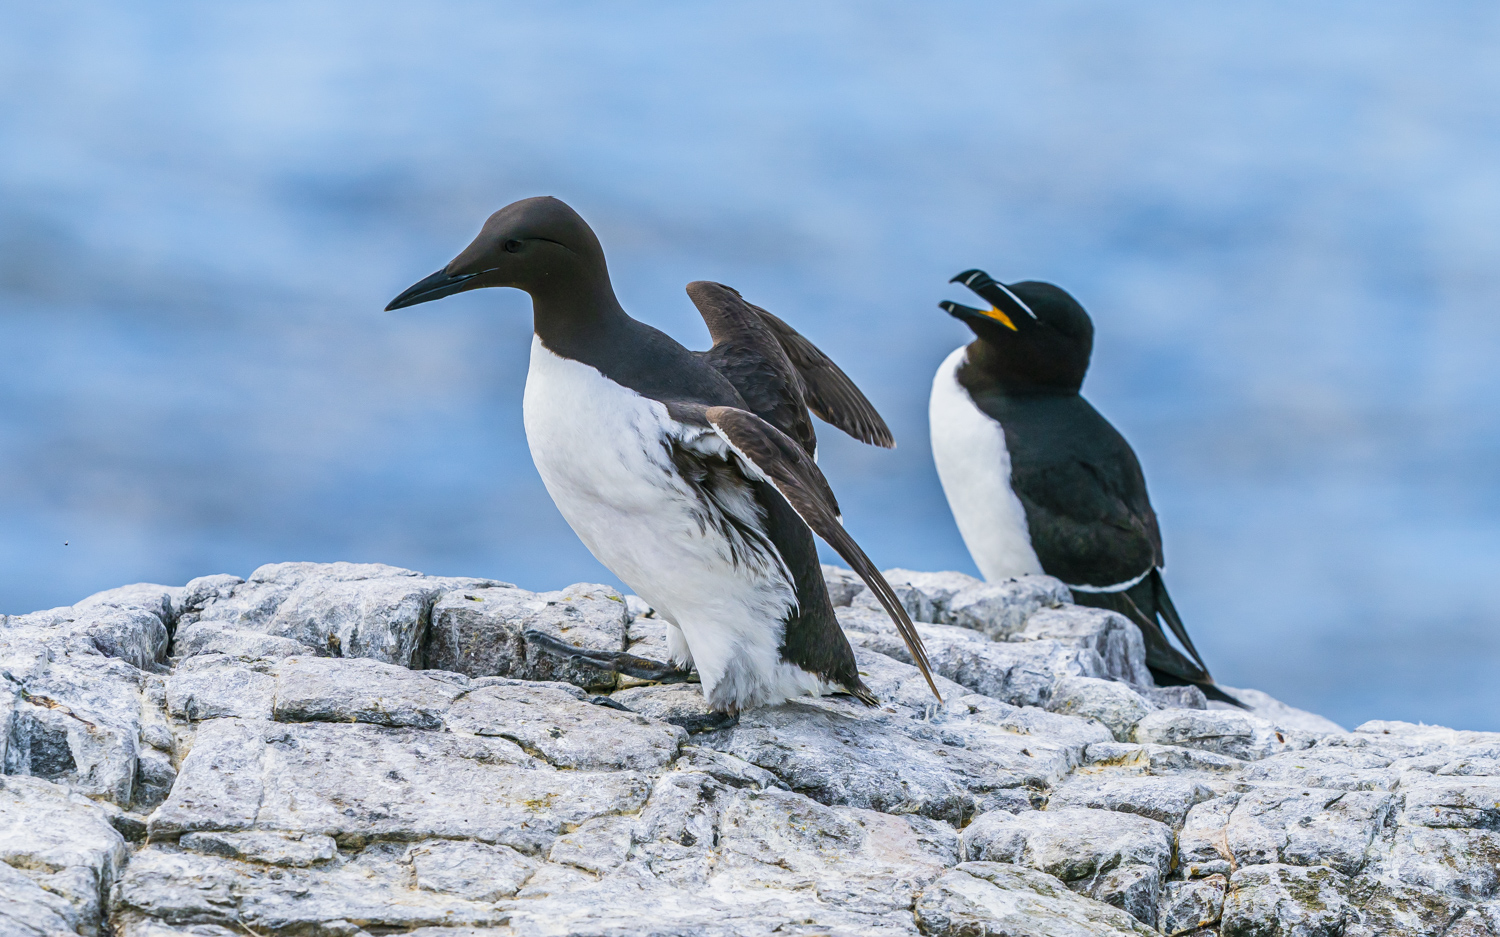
[941,269,1094,393]
[386,196,608,310]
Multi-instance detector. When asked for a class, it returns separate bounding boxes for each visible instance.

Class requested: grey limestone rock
[113,844,510,934]
[272,655,468,729]
[1048,675,1157,741]
[1017,605,1152,687]
[844,609,1133,710]
[1162,874,1228,936]
[1049,774,1218,828]
[915,861,1157,936]
[846,618,1081,709]
[852,575,939,624]
[879,567,983,622]
[622,611,672,665]
[74,583,182,631]
[7,562,1498,936]
[961,806,1174,926]
[0,590,184,809]
[170,621,312,660]
[166,654,276,722]
[176,562,504,669]
[0,775,129,937]
[3,644,146,806]
[1212,685,1348,736]
[408,839,538,901]
[426,582,629,690]
[695,647,1094,824]
[1084,740,1247,776]
[445,680,687,771]
[1132,708,1308,761]
[1220,863,1355,936]
[132,747,177,812]
[945,575,1073,639]
[179,830,338,867]
[1178,787,1397,877]
[151,716,652,856]
[1143,684,1211,709]
[821,563,868,607]
[1240,744,1402,791]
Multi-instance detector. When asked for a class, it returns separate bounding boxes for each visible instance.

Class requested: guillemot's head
[386,196,608,310]
[941,269,1094,393]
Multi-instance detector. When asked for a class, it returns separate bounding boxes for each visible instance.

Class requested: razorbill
[387,196,938,712]
[930,268,1236,704]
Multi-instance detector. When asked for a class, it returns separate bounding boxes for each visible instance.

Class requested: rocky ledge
[2,561,1497,936]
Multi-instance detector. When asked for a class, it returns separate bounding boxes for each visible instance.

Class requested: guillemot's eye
[503,239,524,253]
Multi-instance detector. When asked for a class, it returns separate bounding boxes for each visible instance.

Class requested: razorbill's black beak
[385,268,483,311]
[946,268,1036,329]
[940,299,1020,331]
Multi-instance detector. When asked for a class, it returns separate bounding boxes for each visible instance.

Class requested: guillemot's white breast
[929,344,1044,582]
[521,335,825,711]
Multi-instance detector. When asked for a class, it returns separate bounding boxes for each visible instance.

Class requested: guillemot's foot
[667,710,740,734]
[523,630,697,684]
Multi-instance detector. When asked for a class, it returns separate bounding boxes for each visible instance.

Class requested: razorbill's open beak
[940,299,1020,331]
[385,268,483,311]
[945,268,1036,330]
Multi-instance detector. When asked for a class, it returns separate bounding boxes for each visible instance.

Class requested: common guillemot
[930,268,1237,704]
[387,196,937,712]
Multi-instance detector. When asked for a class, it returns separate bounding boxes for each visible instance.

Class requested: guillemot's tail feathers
[695,404,941,703]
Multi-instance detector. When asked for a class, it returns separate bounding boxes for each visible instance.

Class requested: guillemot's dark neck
[525,263,745,408]
[527,263,635,361]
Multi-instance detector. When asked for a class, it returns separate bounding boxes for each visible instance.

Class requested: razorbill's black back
[930,269,1237,704]
[387,196,937,712]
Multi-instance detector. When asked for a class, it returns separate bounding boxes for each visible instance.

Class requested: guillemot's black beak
[946,268,1035,330]
[385,268,482,311]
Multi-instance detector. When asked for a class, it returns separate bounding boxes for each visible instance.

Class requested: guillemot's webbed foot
[523,630,697,683]
[668,710,740,734]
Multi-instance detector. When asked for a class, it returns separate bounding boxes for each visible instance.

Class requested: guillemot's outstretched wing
[671,401,940,701]
[751,305,895,450]
[689,281,894,455]
[689,281,817,454]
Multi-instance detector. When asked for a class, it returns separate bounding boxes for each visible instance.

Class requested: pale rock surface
[879,568,982,622]
[179,830,338,867]
[961,806,1174,926]
[1132,707,1309,761]
[820,563,868,607]
[175,562,506,668]
[1048,774,1219,827]
[0,775,129,936]
[4,561,1498,937]
[916,862,1157,935]
[1221,864,1356,936]
[170,622,312,660]
[1048,674,1157,741]
[426,582,629,689]
[1162,874,1228,935]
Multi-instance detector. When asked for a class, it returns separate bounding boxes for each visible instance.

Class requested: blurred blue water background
[1,2,1497,729]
